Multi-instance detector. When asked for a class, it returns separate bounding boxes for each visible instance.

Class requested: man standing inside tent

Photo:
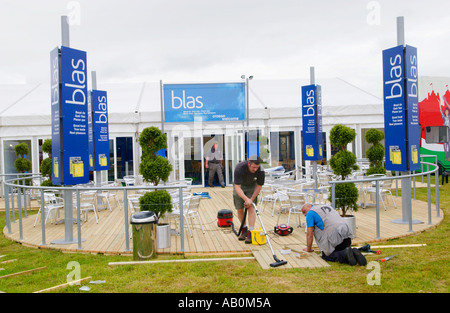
[205,140,225,188]
[233,155,265,244]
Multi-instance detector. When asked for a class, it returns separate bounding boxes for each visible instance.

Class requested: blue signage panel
[50,47,62,185]
[316,85,323,160]
[383,44,419,171]
[302,84,323,161]
[383,45,408,171]
[163,83,245,122]
[91,90,110,171]
[405,45,420,171]
[60,46,89,185]
[87,94,95,171]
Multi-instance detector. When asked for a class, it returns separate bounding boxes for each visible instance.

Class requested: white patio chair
[318,173,332,187]
[123,175,135,186]
[258,184,275,212]
[33,193,64,227]
[318,186,331,204]
[271,187,291,216]
[170,191,191,210]
[286,191,306,227]
[130,198,141,212]
[185,195,204,235]
[355,175,368,208]
[302,180,315,190]
[127,194,142,214]
[98,181,121,211]
[368,174,386,188]
[366,175,392,210]
[379,179,397,210]
[170,195,204,237]
[182,178,193,192]
[74,191,99,223]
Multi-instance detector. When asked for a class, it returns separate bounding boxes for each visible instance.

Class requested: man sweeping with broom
[232,155,265,244]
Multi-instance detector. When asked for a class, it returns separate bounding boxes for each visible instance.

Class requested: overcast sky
[1,0,449,96]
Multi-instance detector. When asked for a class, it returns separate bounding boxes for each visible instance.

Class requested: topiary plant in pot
[40,139,56,187]
[138,127,172,186]
[328,124,359,234]
[138,127,173,249]
[365,129,386,176]
[138,190,172,221]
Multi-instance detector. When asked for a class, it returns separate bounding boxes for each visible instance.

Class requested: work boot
[245,229,253,244]
[352,248,367,266]
[344,247,357,266]
[238,226,247,241]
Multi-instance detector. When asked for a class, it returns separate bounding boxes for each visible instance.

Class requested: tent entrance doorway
[183,137,203,186]
[177,131,244,187]
[203,135,225,187]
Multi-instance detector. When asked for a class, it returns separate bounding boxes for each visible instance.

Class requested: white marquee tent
[0,77,384,136]
[0,77,385,178]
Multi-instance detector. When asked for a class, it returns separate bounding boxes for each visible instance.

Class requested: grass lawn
[0,180,449,294]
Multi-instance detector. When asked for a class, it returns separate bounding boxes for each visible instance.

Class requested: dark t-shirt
[233,161,265,187]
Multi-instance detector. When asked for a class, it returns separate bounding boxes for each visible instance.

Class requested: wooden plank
[369,244,427,249]
[281,245,320,268]
[96,214,123,252]
[251,250,271,270]
[108,257,256,266]
[33,276,92,293]
[0,259,17,264]
[0,266,47,279]
[101,209,128,252]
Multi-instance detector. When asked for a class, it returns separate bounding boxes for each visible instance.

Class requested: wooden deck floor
[2,186,443,269]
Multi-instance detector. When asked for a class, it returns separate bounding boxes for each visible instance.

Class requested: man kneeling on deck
[301,203,367,266]
[233,155,265,244]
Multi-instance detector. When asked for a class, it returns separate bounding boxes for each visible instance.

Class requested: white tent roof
[0,77,384,137]
[248,78,383,122]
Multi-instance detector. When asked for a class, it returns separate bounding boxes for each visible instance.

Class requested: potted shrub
[328,124,359,235]
[14,143,32,186]
[138,190,172,220]
[365,129,386,176]
[365,129,388,203]
[13,142,32,206]
[138,127,173,249]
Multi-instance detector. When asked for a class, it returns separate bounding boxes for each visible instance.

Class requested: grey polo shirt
[206,148,222,162]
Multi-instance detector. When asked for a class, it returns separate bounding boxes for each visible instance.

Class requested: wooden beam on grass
[369,244,427,249]
[108,256,255,267]
[0,259,17,264]
[33,276,92,293]
[0,266,47,279]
